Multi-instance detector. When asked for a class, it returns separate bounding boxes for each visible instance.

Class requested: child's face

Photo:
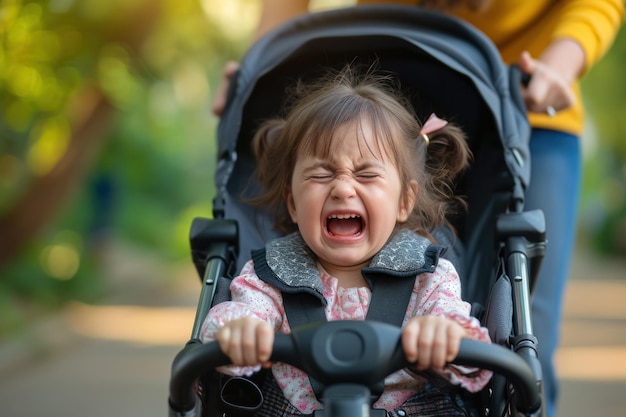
[286,120,416,277]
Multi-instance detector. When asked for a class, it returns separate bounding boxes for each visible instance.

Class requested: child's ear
[398,180,418,222]
[285,187,298,224]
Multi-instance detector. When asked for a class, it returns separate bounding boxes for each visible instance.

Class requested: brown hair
[250,64,471,241]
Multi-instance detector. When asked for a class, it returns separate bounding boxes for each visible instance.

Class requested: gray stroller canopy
[213,5,532,304]
[216,4,531,195]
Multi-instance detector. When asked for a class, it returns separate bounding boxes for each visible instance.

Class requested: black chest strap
[283,273,417,327]
[364,272,417,324]
[282,273,417,403]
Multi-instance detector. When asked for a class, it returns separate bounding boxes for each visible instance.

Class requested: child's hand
[402,315,467,371]
[216,317,274,368]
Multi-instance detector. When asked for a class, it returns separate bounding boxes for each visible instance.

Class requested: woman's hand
[402,315,467,371]
[216,316,274,368]
[518,38,585,115]
[212,61,240,116]
[518,51,576,115]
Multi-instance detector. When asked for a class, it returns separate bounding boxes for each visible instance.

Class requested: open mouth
[326,214,364,237]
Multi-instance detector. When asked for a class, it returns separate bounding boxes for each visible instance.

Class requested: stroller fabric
[215,5,530,307]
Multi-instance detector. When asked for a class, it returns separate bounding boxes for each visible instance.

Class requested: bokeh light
[39,230,83,281]
[199,0,261,42]
[26,116,70,176]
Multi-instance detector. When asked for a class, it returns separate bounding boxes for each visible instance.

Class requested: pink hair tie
[420,113,448,145]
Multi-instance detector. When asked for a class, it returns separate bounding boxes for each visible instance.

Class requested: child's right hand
[402,315,467,371]
[216,317,274,368]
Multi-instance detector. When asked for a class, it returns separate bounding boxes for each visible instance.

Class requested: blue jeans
[525,128,581,417]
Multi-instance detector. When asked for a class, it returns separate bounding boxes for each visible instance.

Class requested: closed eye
[303,162,334,181]
[306,168,334,180]
[356,172,380,179]
[354,161,386,180]
[309,174,333,180]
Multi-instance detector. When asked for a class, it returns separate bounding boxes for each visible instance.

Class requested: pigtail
[248,117,299,235]
[251,118,284,188]
[425,122,472,189]
[406,118,472,240]
[426,120,471,219]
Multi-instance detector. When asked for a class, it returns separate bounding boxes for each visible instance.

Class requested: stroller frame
[169,5,546,417]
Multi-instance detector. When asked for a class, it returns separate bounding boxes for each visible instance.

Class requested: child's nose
[330,176,356,200]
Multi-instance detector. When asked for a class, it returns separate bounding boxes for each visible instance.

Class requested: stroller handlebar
[168,321,541,417]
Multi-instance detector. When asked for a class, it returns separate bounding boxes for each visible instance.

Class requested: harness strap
[365,273,416,323]
[283,274,417,327]
[283,291,326,328]
[283,274,417,403]
[282,292,328,398]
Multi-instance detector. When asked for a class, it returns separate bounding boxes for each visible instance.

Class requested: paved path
[554,250,626,417]
[0,243,624,417]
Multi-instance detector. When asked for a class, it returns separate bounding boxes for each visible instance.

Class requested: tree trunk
[0,1,163,269]
[0,87,114,266]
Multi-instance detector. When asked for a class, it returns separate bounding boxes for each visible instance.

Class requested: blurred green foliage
[0,0,260,335]
[580,26,626,257]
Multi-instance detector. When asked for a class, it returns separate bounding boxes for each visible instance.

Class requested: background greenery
[579,26,626,256]
[0,0,624,337]
[0,0,260,335]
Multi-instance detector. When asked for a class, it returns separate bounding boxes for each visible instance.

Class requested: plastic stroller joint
[496,210,546,245]
[189,217,239,280]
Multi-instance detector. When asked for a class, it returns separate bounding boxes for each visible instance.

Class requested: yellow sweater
[358,0,624,134]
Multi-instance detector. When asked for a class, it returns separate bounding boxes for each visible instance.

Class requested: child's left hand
[402,315,467,371]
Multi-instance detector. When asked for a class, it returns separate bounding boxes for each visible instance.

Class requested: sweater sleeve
[552,0,624,70]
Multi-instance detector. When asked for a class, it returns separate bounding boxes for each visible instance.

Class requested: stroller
[169,5,546,417]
